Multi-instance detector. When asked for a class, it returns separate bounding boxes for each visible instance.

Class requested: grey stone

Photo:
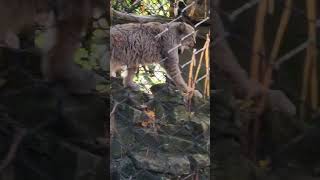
[189,154,210,168]
[131,152,191,175]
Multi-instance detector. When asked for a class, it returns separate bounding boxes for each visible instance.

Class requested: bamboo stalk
[263,0,292,89]
[188,49,196,88]
[268,0,274,15]
[260,35,266,82]
[252,0,292,162]
[310,55,318,110]
[204,34,210,97]
[207,77,210,97]
[193,44,207,90]
[193,33,210,97]
[187,50,197,112]
[306,0,318,110]
[204,73,208,98]
[269,0,292,63]
[250,0,268,81]
[301,46,312,119]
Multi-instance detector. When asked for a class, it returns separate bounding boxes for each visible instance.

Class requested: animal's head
[170,22,197,53]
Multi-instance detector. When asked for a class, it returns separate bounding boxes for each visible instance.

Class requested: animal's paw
[185,87,203,98]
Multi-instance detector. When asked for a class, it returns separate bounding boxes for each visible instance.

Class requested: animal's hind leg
[110,61,121,77]
[123,66,139,91]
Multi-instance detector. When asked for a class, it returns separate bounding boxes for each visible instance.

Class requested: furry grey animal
[110,22,202,97]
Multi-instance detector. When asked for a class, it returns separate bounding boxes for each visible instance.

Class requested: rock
[110,139,123,159]
[150,83,185,123]
[267,90,296,116]
[109,76,210,178]
[133,127,207,153]
[159,123,195,139]
[189,154,210,169]
[131,152,191,175]
[184,118,210,138]
[132,108,144,124]
[174,105,190,122]
[158,135,195,153]
[111,157,137,179]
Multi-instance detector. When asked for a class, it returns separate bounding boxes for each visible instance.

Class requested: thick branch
[111,9,170,24]
[111,9,210,25]
[212,7,296,116]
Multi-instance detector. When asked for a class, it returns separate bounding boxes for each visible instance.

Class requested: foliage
[133,64,167,94]
[35,27,108,72]
[112,0,171,17]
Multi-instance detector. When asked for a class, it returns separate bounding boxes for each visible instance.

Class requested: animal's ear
[177,22,186,33]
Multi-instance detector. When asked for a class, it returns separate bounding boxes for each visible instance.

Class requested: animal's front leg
[163,52,202,98]
[123,66,140,91]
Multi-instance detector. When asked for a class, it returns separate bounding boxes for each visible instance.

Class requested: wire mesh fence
[110,0,210,179]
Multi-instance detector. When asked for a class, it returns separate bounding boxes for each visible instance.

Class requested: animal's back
[111,22,164,67]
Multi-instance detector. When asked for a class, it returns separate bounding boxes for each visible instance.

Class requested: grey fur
[110,22,202,97]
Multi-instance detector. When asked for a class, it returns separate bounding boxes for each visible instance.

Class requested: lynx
[110,22,202,98]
